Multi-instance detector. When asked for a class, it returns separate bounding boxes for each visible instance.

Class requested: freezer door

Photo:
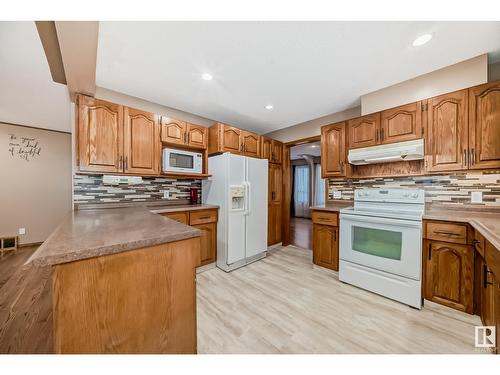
[227,154,246,264]
[245,157,268,258]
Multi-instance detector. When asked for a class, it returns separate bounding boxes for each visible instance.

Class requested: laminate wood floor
[289,217,313,250]
[197,245,483,354]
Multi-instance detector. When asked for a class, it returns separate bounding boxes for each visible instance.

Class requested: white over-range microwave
[162,148,203,174]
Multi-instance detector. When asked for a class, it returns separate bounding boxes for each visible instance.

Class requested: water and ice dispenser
[230,185,245,210]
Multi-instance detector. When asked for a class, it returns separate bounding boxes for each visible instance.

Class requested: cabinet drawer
[160,212,189,224]
[425,221,467,244]
[190,209,218,225]
[473,230,486,258]
[312,211,338,226]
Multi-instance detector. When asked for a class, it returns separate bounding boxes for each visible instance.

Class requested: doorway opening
[287,138,324,250]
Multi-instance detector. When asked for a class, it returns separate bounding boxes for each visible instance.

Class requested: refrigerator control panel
[230,185,245,210]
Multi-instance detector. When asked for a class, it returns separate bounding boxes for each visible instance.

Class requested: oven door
[340,213,422,280]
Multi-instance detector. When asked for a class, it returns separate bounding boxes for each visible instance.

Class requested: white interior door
[245,157,268,258]
[227,154,246,264]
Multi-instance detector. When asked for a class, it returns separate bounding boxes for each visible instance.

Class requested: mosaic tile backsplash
[327,171,500,207]
[74,174,201,205]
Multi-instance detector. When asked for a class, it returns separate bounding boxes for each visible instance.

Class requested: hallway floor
[290,217,313,250]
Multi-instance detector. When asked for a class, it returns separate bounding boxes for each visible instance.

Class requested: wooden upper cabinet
[261,136,272,160]
[425,89,469,172]
[123,107,160,175]
[186,123,208,149]
[321,121,346,178]
[348,113,380,149]
[77,95,123,173]
[468,80,500,170]
[160,118,186,146]
[424,240,474,314]
[241,130,261,158]
[380,101,422,144]
[222,125,242,153]
[271,140,283,164]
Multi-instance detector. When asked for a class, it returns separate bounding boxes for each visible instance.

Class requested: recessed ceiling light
[311,145,318,148]
[265,105,273,110]
[201,73,213,81]
[412,34,432,47]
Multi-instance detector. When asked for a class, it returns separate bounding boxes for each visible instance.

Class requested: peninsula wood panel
[423,240,474,314]
[425,89,469,172]
[348,113,380,149]
[77,95,123,173]
[321,121,346,177]
[380,101,422,144]
[123,107,160,175]
[468,80,500,170]
[160,118,187,146]
[52,239,199,354]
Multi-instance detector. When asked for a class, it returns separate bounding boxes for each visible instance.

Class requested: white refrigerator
[202,153,268,272]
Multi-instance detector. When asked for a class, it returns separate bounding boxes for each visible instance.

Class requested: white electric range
[339,188,425,309]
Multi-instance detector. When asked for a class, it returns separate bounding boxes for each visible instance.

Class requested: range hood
[348,139,424,165]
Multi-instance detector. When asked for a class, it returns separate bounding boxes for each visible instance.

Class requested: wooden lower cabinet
[193,222,216,266]
[423,240,474,314]
[312,224,339,271]
[159,208,218,266]
[268,202,282,245]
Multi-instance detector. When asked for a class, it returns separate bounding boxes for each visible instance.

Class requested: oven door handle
[340,213,422,229]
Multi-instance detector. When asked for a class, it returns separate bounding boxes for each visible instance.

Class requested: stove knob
[403,192,409,198]
[411,193,418,198]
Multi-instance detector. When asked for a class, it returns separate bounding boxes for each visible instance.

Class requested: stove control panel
[354,188,424,203]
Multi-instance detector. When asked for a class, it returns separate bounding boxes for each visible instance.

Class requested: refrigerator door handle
[243,181,251,216]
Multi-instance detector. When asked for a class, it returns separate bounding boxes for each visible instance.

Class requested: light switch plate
[18,228,26,235]
[471,191,483,203]
[333,190,342,199]
[163,191,170,199]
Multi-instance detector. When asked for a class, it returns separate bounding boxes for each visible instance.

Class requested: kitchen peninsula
[18,207,203,354]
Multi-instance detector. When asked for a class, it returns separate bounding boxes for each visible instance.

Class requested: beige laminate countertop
[310,201,353,212]
[423,208,500,251]
[149,204,219,214]
[26,207,203,268]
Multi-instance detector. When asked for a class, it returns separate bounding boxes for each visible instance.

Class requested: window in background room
[294,165,309,218]
[314,163,325,206]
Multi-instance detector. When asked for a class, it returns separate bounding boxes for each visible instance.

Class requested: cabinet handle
[340,162,344,174]
[186,132,190,144]
[333,229,337,242]
[428,242,432,260]
[124,156,128,170]
[471,148,475,165]
[118,155,123,170]
[484,264,494,288]
[433,230,461,236]
[381,128,384,141]
[198,216,211,220]
[463,149,467,166]
[376,129,379,142]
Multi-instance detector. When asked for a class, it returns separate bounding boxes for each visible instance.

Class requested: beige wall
[95,87,215,127]
[264,106,361,143]
[489,60,500,81]
[0,122,72,245]
[361,55,488,115]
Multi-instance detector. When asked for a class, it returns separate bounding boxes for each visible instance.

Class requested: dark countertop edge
[26,227,202,269]
[75,200,219,211]
[150,204,219,214]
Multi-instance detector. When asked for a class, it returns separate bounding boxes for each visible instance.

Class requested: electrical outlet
[333,191,342,199]
[163,191,170,199]
[18,228,26,235]
[471,191,483,203]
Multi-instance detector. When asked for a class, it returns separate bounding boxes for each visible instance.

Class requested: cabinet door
[160,118,187,146]
[313,224,338,271]
[426,90,468,172]
[468,81,500,170]
[77,95,123,173]
[123,107,160,175]
[481,264,496,327]
[321,121,346,177]
[380,101,422,144]
[271,140,283,164]
[268,202,282,245]
[222,125,242,153]
[424,240,473,313]
[241,131,261,158]
[186,123,207,149]
[193,222,217,266]
[348,113,381,149]
[261,137,272,161]
[269,164,282,203]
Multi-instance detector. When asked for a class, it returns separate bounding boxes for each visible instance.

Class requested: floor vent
[1,236,18,255]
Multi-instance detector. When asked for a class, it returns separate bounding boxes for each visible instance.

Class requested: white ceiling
[96,22,500,135]
[0,22,71,132]
[290,141,321,160]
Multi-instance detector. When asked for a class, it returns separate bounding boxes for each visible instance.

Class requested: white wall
[265,106,361,143]
[489,61,500,81]
[95,87,215,127]
[361,55,488,114]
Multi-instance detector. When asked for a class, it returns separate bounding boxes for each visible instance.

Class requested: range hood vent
[348,139,424,166]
